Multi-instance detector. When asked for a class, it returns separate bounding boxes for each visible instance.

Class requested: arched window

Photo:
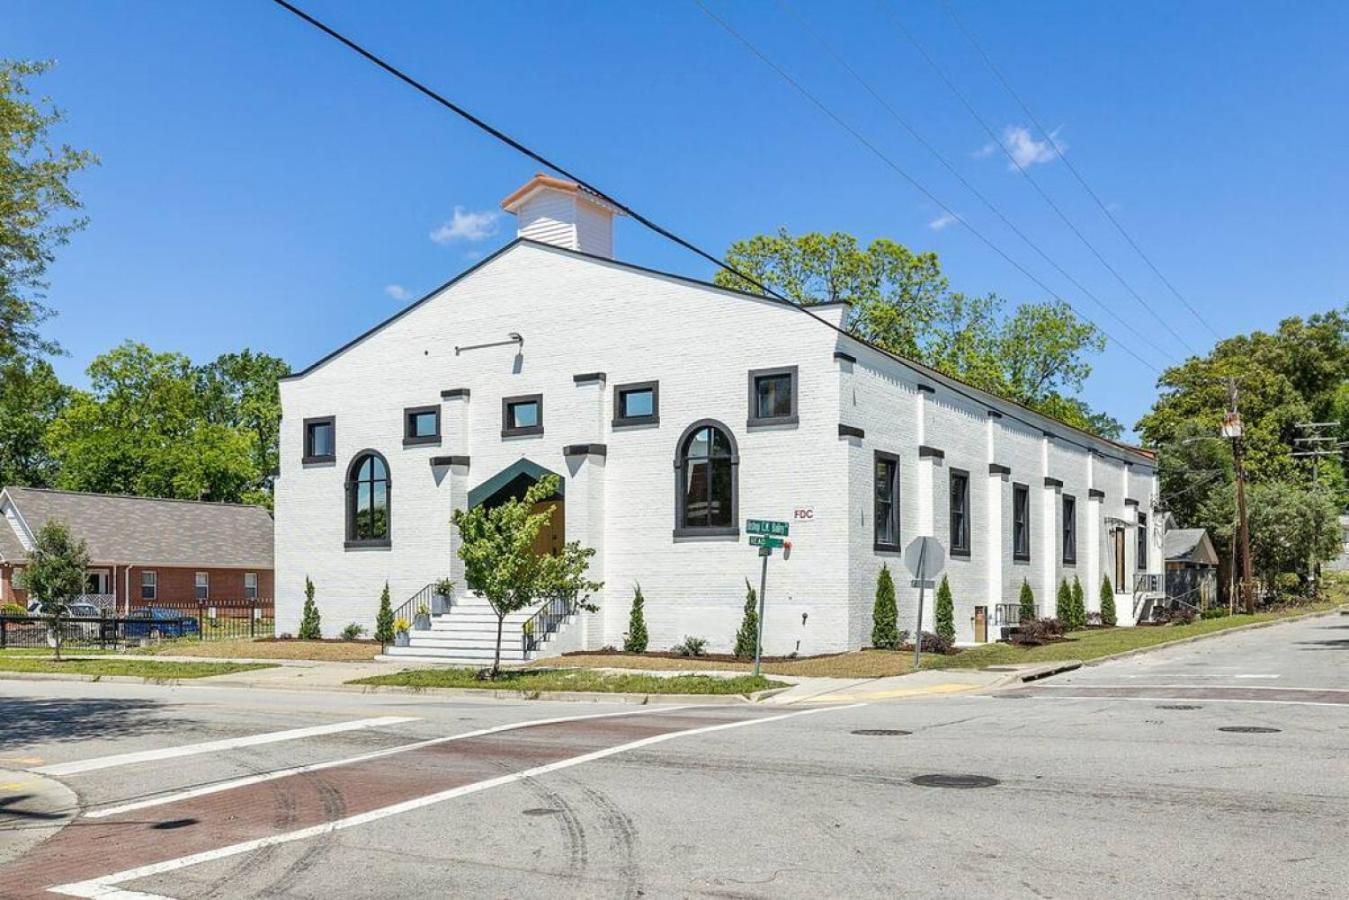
[345,451,391,548]
[674,420,738,538]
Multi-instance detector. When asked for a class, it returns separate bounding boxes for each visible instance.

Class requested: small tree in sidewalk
[934,575,955,644]
[1100,575,1117,627]
[624,583,648,653]
[298,576,322,639]
[25,520,90,661]
[734,579,759,659]
[374,581,394,644]
[1018,579,1036,623]
[871,564,900,650]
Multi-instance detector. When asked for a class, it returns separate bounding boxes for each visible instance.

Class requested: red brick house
[0,487,273,612]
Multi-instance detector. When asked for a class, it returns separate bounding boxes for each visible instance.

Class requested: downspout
[124,564,130,615]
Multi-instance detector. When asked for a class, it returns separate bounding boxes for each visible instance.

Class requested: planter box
[432,594,452,615]
[413,613,431,631]
[394,632,410,648]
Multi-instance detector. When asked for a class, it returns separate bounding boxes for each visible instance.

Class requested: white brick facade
[274,239,1161,653]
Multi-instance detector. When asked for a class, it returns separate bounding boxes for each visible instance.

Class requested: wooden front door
[530,499,565,557]
[1113,529,1126,588]
[973,606,987,643]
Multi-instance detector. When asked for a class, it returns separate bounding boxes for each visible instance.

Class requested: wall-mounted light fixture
[455,332,524,356]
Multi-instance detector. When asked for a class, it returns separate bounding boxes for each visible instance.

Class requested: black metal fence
[0,598,275,650]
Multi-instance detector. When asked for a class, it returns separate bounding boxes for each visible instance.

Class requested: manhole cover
[910,774,999,789]
[1157,704,1203,710]
[851,729,911,736]
[152,818,198,830]
[1218,726,1281,734]
[522,808,563,816]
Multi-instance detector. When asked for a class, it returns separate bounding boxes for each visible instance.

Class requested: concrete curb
[1080,606,1343,669]
[984,660,1083,688]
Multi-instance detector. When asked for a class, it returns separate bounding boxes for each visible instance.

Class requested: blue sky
[9,1,1348,436]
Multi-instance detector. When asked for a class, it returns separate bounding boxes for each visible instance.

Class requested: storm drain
[522,808,563,817]
[1157,704,1203,710]
[851,729,911,736]
[910,774,999,789]
[1218,726,1281,734]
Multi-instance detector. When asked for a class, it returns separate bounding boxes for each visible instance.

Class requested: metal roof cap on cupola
[500,174,626,259]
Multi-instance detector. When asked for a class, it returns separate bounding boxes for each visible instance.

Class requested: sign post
[745,519,789,677]
[904,536,945,669]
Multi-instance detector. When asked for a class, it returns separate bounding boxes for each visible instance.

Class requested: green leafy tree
[934,575,955,644]
[1055,578,1072,624]
[1071,576,1086,629]
[298,576,321,640]
[0,60,97,366]
[196,350,291,505]
[23,519,89,660]
[452,474,601,677]
[1100,575,1117,627]
[0,356,68,486]
[374,581,394,644]
[624,583,648,653]
[871,564,900,649]
[734,578,760,659]
[1199,481,1342,587]
[1018,579,1036,622]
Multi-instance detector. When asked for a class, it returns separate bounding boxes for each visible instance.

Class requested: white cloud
[384,284,411,301]
[430,206,500,244]
[977,125,1066,171]
[928,211,959,231]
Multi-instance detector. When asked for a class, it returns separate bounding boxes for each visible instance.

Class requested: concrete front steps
[377,592,565,667]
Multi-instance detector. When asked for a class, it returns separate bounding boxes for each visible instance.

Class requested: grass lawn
[0,656,277,679]
[135,637,382,662]
[350,667,786,695]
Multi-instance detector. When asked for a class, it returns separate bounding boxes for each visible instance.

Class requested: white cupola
[500,174,625,259]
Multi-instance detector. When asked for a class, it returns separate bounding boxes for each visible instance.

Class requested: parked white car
[26,601,105,645]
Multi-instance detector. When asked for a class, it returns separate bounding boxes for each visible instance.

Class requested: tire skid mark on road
[579,781,641,900]
[32,704,863,900]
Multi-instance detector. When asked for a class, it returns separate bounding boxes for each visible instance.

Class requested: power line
[941,0,1223,343]
[881,1,1200,358]
[693,0,1161,374]
[773,0,1172,368]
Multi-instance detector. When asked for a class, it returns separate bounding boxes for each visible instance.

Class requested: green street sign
[749,535,785,548]
[746,519,789,537]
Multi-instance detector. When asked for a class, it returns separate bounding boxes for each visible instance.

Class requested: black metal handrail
[392,583,438,630]
[522,595,574,654]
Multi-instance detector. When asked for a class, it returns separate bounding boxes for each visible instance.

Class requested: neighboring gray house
[1163,527,1220,609]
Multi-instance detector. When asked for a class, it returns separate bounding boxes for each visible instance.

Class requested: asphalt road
[1,612,1345,898]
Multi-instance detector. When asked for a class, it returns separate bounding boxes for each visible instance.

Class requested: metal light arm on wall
[455,332,523,356]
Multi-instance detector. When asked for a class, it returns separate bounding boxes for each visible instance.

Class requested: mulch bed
[255,637,381,645]
[562,648,832,664]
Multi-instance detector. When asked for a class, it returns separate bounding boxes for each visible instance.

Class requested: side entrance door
[973,606,987,643]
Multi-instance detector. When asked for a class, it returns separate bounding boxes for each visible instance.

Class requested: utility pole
[1223,378,1254,614]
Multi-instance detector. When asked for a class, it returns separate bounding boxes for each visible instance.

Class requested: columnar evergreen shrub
[734,579,759,659]
[374,581,394,644]
[1100,575,1117,627]
[298,576,322,640]
[624,583,649,653]
[1018,579,1036,622]
[934,575,955,644]
[1070,577,1086,629]
[1056,579,1072,624]
[871,564,900,650]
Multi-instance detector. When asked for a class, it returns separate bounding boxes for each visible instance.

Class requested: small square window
[403,405,440,446]
[613,381,659,427]
[195,572,209,601]
[140,570,157,601]
[502,395,543,437]
[747,366,799,427]
[303,416,336,463]
[244,572,258,600]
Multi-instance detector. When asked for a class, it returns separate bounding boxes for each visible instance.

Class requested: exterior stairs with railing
[378,590,577,666]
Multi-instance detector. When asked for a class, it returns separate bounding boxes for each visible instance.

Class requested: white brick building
[274,175,1162,659]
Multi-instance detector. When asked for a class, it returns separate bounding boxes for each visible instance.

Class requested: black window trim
[1012,482,1031,562]
[501,394,544,438]
[402,404,441,447]
[1062,493,1077,566]
[673,418,740,540]
[873,450,901,553]
[612,380,660,428]
[746,365,799,428]
[302,415,336,464]
[949,467,971,558]
[344,449,392,550]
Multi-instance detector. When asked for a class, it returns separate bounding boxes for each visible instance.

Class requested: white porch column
[914,383,938,634]
[1041,435,1057,614]
[986,411,1007,640]
[1086,488,1103,614]
[438,387,472,593]
[563,445,606,649]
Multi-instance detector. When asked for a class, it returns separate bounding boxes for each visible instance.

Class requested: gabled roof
[1163,528,1217,565]
[0,487,273,569]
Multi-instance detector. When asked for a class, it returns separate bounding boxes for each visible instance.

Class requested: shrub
[1100,575,1117,627]
[734,579,759,659]
[1011,617,1065,646]
[624,583,649,653]
[1070,577,1086,629]
[1273,572,1301,599]
[672,635,707,657]
[871,564,900,650]
[1018,579,1036,622]
[1085,611,1102,627]
[1055,579,1072,624]
[1,603,27,617]
[298,576,322,640]
[374,582,394,644]
[912,630,953,655]
[1201,606,1228,620]
[340,622,365,640]
[934,575,955,644]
